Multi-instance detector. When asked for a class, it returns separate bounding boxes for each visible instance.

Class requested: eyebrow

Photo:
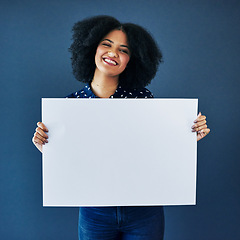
[102,39,129,49]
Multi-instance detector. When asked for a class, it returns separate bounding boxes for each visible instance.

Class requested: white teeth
[104,58,117,65]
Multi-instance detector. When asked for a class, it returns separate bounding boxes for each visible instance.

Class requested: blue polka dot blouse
[66,84,154,99]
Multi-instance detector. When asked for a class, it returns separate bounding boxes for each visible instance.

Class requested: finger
[34,132,48,143]
[35,127,49,139]
[32,135,45,145]
[197,128,210,141]
[196,112,201,119]
[37,122,48,132]
[194,115,206,123]
[202,128,210,135]
[197,131,205,140]
[192,124,207,132]
[192,120,207,129]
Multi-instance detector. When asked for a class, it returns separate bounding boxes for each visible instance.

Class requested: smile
[103,57,118,66]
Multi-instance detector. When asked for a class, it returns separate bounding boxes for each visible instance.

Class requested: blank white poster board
[42,98,198,206]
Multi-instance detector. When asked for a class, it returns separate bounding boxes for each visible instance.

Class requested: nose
[108,51,118,58]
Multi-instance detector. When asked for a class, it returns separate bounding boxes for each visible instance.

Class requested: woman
[32,15,210,240]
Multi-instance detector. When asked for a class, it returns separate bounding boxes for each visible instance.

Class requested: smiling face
[94,30,130,78]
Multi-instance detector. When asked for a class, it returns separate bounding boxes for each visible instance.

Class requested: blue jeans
[78,206,164,240]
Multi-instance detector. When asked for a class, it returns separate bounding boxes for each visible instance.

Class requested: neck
[91,69,119,98]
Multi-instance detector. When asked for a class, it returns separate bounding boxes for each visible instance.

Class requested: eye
[119,49,129,54]
[102,43,111,47]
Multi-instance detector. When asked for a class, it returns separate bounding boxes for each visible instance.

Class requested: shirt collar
[84,84,124,98]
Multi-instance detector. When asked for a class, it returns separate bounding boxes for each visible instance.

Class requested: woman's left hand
[192,112,210,141]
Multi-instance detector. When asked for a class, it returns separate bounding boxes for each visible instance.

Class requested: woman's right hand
[32,122,49,153]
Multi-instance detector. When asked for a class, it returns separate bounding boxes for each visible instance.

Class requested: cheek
[121,55,130,69]
[95,46,105,61]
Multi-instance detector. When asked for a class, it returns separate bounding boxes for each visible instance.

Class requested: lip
[102,57,118,66]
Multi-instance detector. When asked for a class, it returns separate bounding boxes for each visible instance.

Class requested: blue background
[1,0,239,239]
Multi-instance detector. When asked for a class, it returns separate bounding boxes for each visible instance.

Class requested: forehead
[102,30,128,45]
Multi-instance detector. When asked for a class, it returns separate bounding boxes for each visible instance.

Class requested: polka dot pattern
[66,84,154,99]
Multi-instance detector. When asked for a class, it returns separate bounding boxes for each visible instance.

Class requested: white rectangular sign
[42,98,198,206]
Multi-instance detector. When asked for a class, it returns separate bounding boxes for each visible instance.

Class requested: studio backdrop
[0,1,240,239]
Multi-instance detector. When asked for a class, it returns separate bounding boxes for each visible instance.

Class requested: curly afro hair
[69,15,162,89]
